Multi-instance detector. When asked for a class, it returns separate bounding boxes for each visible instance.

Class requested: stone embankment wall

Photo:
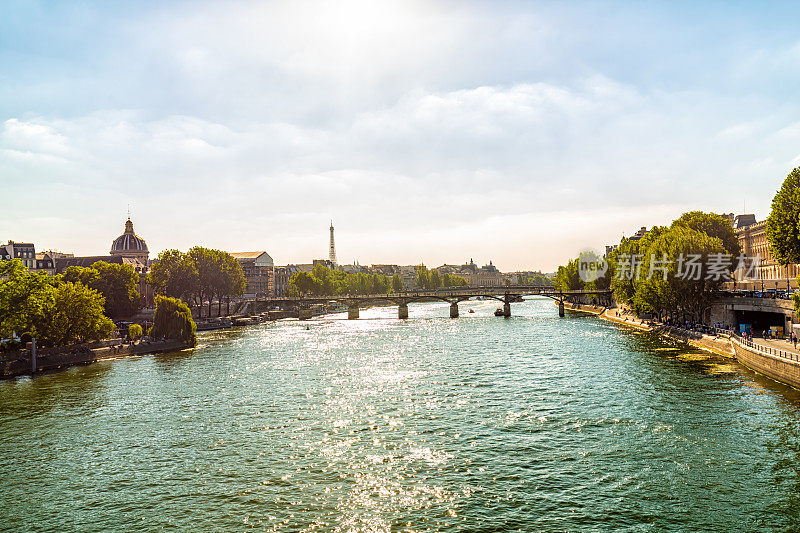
[660,327,736,358]
[0,339,188,379]
[731,337,800,389]
[562,301,800,388]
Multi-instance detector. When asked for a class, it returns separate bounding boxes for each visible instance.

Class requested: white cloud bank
[2,1,800,270]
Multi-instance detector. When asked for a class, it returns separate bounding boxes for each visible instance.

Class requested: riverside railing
[727,332,800,362]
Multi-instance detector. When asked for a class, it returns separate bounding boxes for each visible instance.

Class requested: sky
[2,0,800,272]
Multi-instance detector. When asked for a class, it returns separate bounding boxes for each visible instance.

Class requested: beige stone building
[56,217,154,305]
[230,251,274,297]
[736,217,799,286]
[273,266,289,296]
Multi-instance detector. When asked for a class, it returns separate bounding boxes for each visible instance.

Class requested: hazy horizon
[2,1,799,271]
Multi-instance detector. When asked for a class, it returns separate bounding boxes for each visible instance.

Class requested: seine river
[3,298,800,531]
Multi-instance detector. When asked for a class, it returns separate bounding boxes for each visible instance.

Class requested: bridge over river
[254,286,613,319]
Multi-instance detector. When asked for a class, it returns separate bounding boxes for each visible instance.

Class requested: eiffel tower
[329,221,338,267]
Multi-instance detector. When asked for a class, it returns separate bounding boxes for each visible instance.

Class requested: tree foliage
[416,265,430,290]
[291,271,321,295]
[288,265,397,296]
[149,248,246,316]
[128,323,143,339]
[429,269,442,289]
[632,227,726,319]
[554,259,583,291]
[149,249,198,301]
[0,259,114,346]
[441,273,469,287]
[63,261,140,318]
[767,167,800,265]
[516,273,553,287]
[0,259,56,340]
[608,226,669,305]
[392,274,404,292]
[409,266,467,289]
[46,281,115,346]
[672,211,740,257]
[554,212,737,322]
[150,295,197,346]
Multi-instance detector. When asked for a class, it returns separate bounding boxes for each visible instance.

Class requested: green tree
[287,266,395,296]
[767,167,800,265]
[357,273,371,294]
[445,274,468,287]
[312,264,333,295]
[416,265,430,290]
[609,226,668,305]
[0,260,113,346]
[128,324,143,339]
[553,259,583,291]
[372,273,389,294]
[150,295,197,346]
[672,211,740,257]
[343,273,359,295]
[392,273,404,292]
[217,252,247,314]
[148,249,198,301]
[44,282,115,346]
[188,247,220,316]
[430,269,442,289]
[290,271,321,296]
[0,259,60,341]
[91,261,140,317]
[63,261,140,318]
[633,226,727,321]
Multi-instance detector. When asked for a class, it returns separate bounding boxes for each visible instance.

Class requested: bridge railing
[257,286,612,302]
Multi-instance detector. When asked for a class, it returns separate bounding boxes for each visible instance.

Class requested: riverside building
[230,251,274,298]
[56,217,153,304]
[1,241,58,275]
[736,216,799,287]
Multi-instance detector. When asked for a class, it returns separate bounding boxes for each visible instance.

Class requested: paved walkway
[751,337,800,356]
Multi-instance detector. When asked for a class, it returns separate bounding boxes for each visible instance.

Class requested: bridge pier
[558,299,565,318]
[398,302,408,319]
[299,308,313,320]
[348,305,359,320]
[450,303,459,318]
[503,303,511,317]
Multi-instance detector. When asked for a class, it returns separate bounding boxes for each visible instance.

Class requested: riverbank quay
[730,335,800,389]
[561,300,800,390]
[196,309,297,331]
[561,301,735,357]
[0,339,189,380]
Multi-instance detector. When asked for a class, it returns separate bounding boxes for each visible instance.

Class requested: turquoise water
[2,298,800,531]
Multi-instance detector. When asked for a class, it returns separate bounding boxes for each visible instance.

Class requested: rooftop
[230,251,270,260]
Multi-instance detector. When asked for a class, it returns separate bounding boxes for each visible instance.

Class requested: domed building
[110,218,149,263]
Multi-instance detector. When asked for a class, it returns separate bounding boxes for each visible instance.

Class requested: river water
[2,298,800,531]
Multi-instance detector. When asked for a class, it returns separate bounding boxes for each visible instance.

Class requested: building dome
[110,218,149,261]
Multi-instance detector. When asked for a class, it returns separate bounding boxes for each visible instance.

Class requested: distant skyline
[2,1,800,271]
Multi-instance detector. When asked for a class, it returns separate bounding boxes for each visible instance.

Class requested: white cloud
[3,1,800,269]
[2,118,71,157]
[3,74,799,270]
